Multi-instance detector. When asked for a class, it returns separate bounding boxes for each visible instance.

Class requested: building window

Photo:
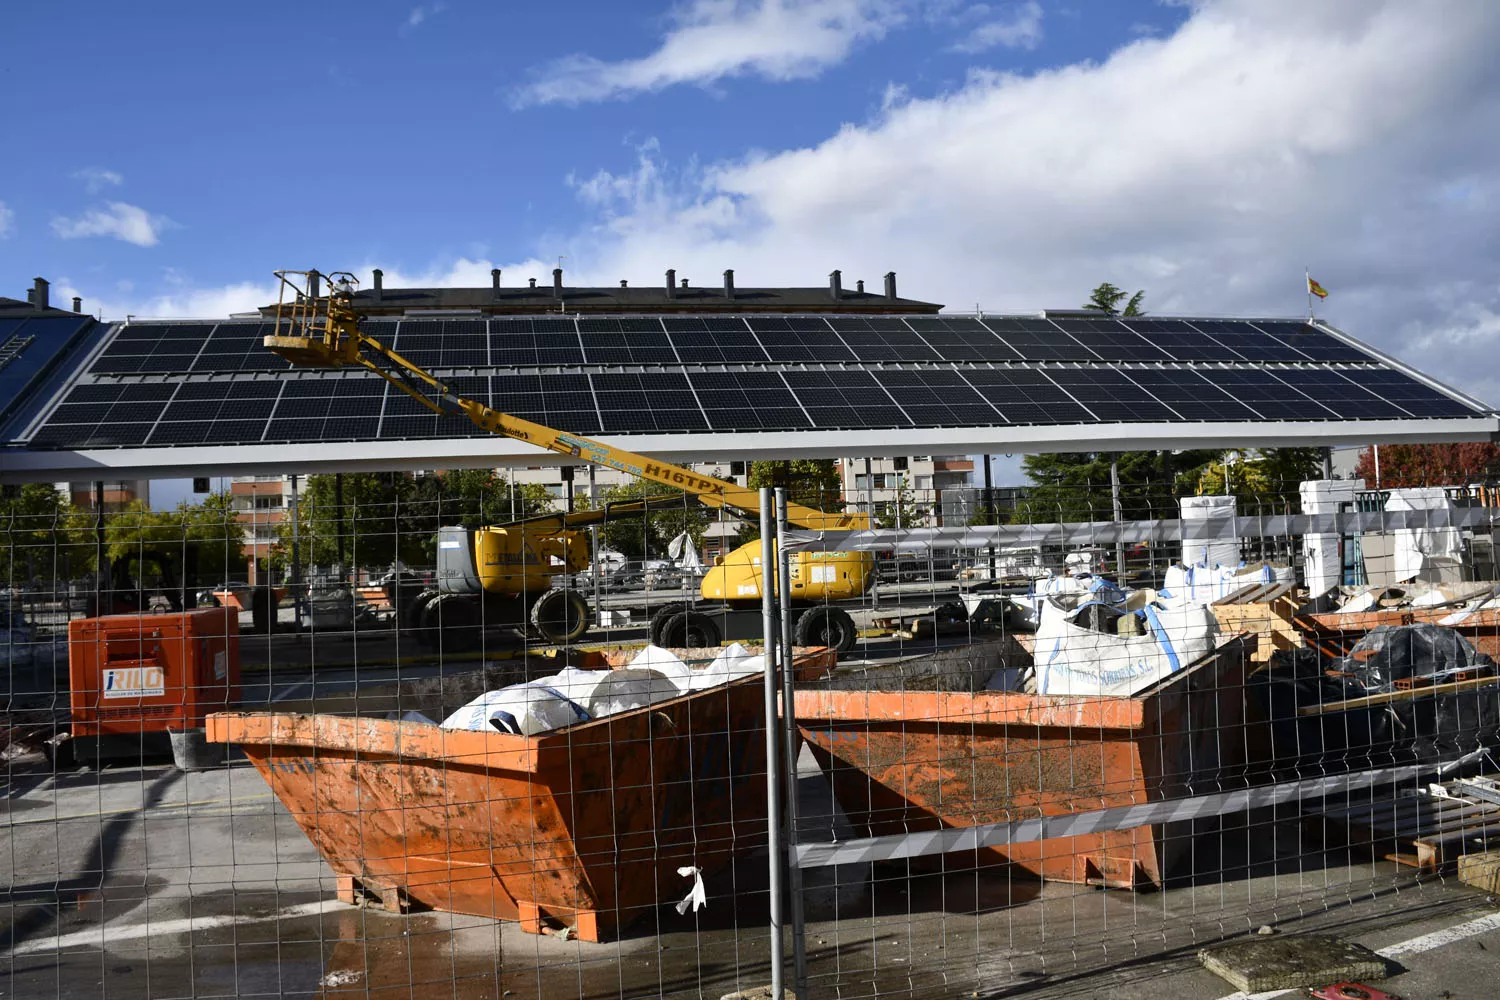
[253,496,283,509]
[915,476,932,490]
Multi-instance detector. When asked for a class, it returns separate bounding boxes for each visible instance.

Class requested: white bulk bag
[441,679,592,735]
[1033,600,1220,698]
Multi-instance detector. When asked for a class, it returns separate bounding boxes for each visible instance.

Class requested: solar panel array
[19,313,1482,450]
[0,314,94,428]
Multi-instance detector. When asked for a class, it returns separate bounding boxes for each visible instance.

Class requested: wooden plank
[1297,675,1500,716]
[1458,850,1500,892]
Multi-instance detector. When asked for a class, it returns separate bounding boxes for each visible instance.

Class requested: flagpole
[1306,267,1313,320]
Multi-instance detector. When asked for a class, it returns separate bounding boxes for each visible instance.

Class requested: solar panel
[1043,368,1182,423]
[1048,319,1173,362]
[958,367,1093,425]
[1342,367,1478,418]
[980,318,1095,362]
[591,371,707,433]
[1126,368,1261,421]
[873,369,1003,427]
[663,318,767,364]
[1186,320,1307,363]
[489,318,585,367]
[18,311,1485,454]
[1205,368,1338,421]
[749,317,856,364]
[1118,319,1248,362]
[692,371,811,431]
[0,315,93,426]
[1253,321,1372,362]
[827,318,943,363]
[579,318,679,365]
[780,370,909,429]
[1270,369,1421,420]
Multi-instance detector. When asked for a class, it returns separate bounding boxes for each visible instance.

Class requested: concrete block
[1199,935,1387,992]
[1458,850,1500,894]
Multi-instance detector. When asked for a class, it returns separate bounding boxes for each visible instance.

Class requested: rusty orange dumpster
[794,635,1254,889]
[206,674,769,941]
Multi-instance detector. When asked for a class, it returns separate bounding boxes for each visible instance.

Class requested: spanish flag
[1307,276,1329,299]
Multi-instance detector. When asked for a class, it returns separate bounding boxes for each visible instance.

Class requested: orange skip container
[207,673,771,941]
[794,636,1255,888]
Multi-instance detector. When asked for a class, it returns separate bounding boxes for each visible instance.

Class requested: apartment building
[839,456,974,526]
[58,480,150,512]
[230,476,293,584]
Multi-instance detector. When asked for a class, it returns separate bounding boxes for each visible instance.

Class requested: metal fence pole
[759,488,785,998]
[775,488,808,993]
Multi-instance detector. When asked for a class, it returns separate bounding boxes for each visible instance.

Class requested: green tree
[101,494,245,595]
[747,459,842,513]
[1016,450,1220,523]
[598,479,709,561]
[1084,282,1146,317]
[0,484,86,586]
[876,475,917,528]
[1178,448,1326,512]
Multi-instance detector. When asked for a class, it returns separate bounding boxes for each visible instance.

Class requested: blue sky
[2,1,1187,304]
[5,1,1500,505]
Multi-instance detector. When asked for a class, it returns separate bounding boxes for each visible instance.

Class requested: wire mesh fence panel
[5,472,1500,999]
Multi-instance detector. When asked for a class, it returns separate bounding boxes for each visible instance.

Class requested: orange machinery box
[69,608,241,739]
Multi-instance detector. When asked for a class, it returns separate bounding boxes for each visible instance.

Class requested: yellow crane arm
[264,270,868,532]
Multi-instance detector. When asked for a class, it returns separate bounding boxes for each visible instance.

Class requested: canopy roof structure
[2,309,1494,482]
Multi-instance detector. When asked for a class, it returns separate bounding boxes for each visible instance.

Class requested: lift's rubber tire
[398,589,441,644]
[532,588,591,644]
[793,606,858,652]
[424,593,485,652]
[649,602,689,647]
[659,611,722,650]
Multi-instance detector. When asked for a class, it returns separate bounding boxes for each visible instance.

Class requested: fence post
[759,488,785,998]
[775,488,808,994]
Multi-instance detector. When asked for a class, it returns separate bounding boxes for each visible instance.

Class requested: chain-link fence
[5,473,1500,998]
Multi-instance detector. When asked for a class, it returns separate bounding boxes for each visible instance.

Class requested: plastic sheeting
[1386,487,1464,583]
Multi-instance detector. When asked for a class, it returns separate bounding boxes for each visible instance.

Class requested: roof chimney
[32,277,49,312]
[884,271,897,301]
[665,269,676,299]
[856,279,864,294]
[552,267,563,297]
[72,296,82,313]
[619,279,628,288]
[371,268,383,302]
[528,277,537,289]
[680,277,688,289]
[829,269,842,301]
[490,268,501,300]
[723,269,735,300]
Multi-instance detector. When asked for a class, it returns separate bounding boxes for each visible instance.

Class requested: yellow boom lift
[264,271,873,650]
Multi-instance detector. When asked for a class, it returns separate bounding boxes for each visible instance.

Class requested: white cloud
[403,2,445,31]
[84,1,1500,416]
[952,1,1043,52]
[512,0,906,106]
[72,167,124,194]
[52,276,275,322]
[0,200,13,239]
[523,0,1500,406]
[51,202,173,247]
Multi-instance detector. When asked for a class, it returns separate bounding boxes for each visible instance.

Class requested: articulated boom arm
[264,270,866,532]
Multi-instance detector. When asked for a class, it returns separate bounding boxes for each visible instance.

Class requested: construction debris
[1199,935,1387,992]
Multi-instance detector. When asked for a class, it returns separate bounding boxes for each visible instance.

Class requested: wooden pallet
[1308,785,1500,871]
[1213,581,1303,665]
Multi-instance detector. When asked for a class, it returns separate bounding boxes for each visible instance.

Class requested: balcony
[932,458,974,472]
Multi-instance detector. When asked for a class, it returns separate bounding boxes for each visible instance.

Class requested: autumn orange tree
[1353,443,1500,488]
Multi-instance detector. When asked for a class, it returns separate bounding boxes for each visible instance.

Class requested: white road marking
[1214,911,1500,1000]
[6,899,345,956]
[271,680,312,702]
